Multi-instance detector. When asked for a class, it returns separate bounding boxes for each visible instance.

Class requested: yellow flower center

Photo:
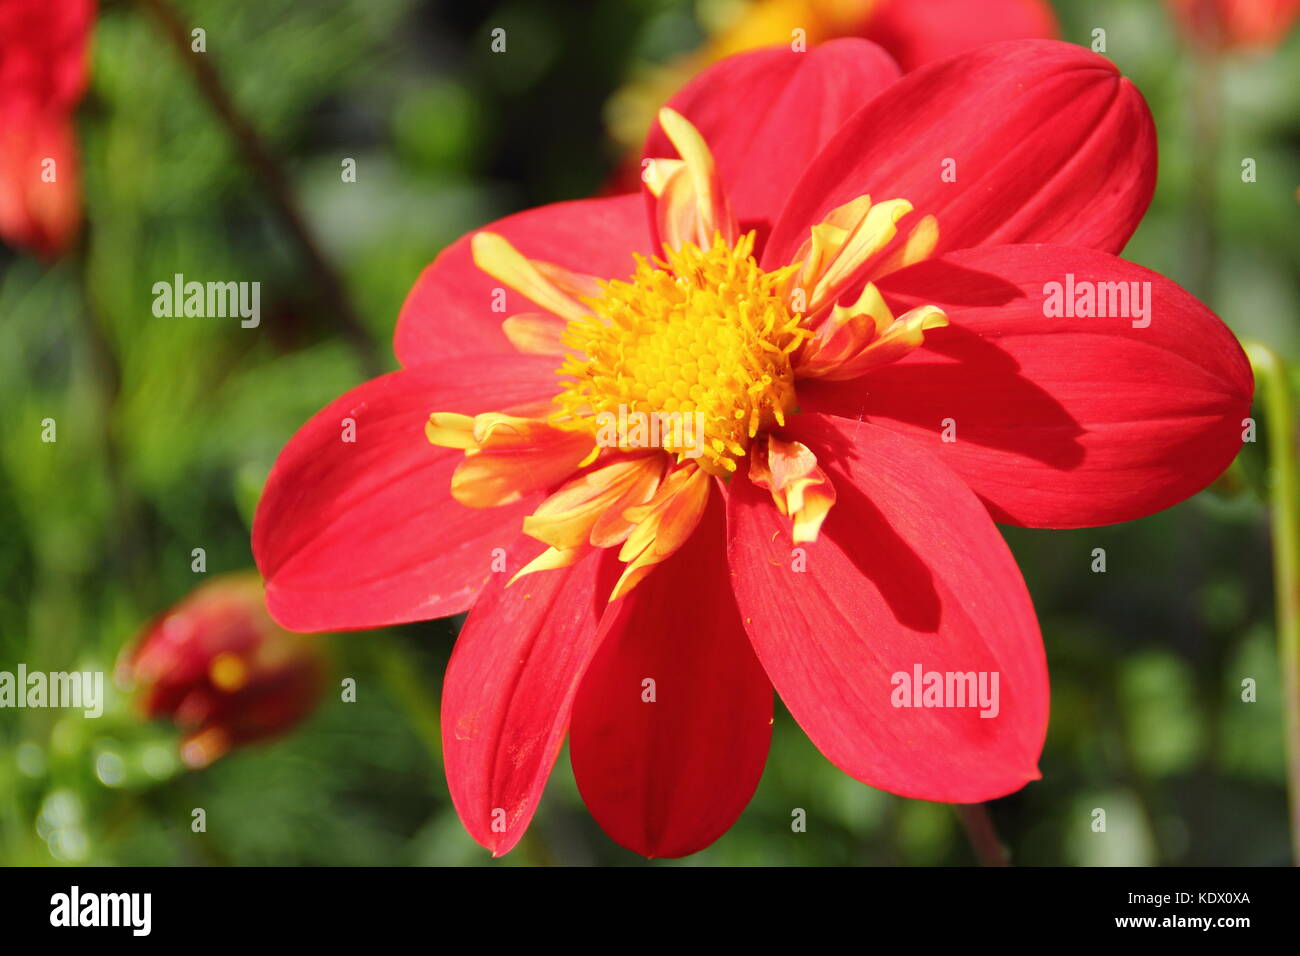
[551,232,808,476]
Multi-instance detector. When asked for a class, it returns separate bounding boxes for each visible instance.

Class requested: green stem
[1244,341,1300,864]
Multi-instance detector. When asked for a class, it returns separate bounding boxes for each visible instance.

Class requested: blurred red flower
[1168,0,1300,49]
[122,573,327,768]
[255,39,1252,857]
[0,0,94,259]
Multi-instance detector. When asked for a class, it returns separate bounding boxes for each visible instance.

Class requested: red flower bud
[121,573,326,768]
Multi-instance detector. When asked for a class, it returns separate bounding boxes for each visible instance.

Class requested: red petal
[570,491,771,858]
[763,40,1156,271]
[443,544,615,856]
[253,354,560,631]
[394,195,650,366]
[644,39,901,242]
[726,415,1048,803]
[864,0,1058,72]
[802,244,1254,527]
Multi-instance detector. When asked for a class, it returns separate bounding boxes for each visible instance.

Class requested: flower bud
[121,573,326,768]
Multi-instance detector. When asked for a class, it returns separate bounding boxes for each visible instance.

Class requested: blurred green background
[1,0,1298,866]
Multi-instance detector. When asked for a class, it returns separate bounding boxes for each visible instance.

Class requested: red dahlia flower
[254,39,1253,858]
[0,0,94,259]
[122,574,327,769]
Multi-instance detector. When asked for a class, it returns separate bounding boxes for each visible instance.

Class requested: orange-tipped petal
[471,231,595,323]
[427,410,596,509]
[874,213,940,277]
[647,107,737,250]
[792,195,914,317]
[523,455,664,552]
[507,544,586,586]
[395,195,650,364]
[797,280,948,381]
[501,312,569,355]
[749,435,837,544]
[612,463,712,600]
[454,436,594,509]
[424,412,478,449]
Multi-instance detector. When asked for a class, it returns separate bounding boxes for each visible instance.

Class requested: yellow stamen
[553,231,809,476]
